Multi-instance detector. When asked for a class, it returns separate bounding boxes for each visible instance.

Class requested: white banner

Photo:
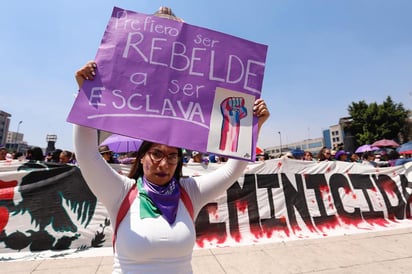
[1,159,411,260]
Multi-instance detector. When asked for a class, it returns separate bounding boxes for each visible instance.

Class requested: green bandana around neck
[137,177,162,219]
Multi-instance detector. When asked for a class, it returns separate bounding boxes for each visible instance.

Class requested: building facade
[0,110,11,146]
[329,124,343,150]
[265,137,324,158]
[6,131,27,152]
[265,121,349,158]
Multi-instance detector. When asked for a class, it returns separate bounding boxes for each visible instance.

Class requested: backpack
[113,182,194,251]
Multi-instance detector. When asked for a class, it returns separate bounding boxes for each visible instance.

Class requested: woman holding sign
[73,7,270,274]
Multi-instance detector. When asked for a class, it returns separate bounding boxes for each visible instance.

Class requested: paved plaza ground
[2,227,412,273]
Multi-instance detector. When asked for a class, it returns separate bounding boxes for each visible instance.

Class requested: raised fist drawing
[219,97,248,152]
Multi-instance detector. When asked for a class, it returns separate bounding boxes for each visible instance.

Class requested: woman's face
[140,143,179,186]
[102,152,112,161]
[304,153,312,161]
[340,154,348,161]
[323,149,331,159]
[367,154,376,161]
[0,149,7,160]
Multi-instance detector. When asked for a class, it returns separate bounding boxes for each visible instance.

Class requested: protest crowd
[1,139,411,168]
[0,5,411,273]
[268,144,412,167]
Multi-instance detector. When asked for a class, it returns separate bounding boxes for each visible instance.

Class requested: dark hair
[128,141,184,181]
[304,151,313,157]
[362,150,375,160]
[61,150,73,159]
[30,147,45,161]
[52,149,63,162]
[387,150,400,160]
[317,147,330,161]
[13,152,23,159]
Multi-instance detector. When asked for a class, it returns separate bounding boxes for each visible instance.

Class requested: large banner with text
[67,7,268,161]
[1,159,412,260]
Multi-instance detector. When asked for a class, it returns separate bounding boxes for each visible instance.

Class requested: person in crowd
[256,154,265,161]
[208,153,218,163]
[219,156,229,163]
[394,153,412,166]
[303,151,313,161]
[50,149,63,163]
[59,150,74,164]
[46,151,60,162]
[256,153,269,161]
[350,153,361,163]
[5,153,13,161]
[188,151,204,164]
[379,150,389,162]
[73,43,270,273]
[118,151,138,164]
[26,147,45,161]
[292,150,304,160]
[373,153,389,167]
[317,147,332,161]
[282,151,294,159]
[333,143,344,152]
[0,147,7,160]
[387,150,400,167]
[334,150,349,162]
[181,149,189,164]
[71,152,78,165]
[45,152,53,162]
[373,153,385,167]
[18,147,47,170]
[13,151,24,160]
[25,148,33,160]
[361,151,377,167]
[99,145,119,164]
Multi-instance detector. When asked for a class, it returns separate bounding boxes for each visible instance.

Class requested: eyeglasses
[147,150,179,165]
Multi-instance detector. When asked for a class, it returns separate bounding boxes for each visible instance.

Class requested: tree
[347,96,409,145]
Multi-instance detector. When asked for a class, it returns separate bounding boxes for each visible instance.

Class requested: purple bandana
[142,176,180,224]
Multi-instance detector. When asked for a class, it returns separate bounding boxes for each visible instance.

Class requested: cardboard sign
[67,7,268,160]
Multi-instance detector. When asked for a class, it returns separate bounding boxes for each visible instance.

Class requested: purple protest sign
[67,7,268,161]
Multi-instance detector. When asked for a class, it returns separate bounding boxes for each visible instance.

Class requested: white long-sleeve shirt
[73,125,247,274]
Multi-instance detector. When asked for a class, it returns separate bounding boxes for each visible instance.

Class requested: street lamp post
[15,121,22,152]
[278,131,282,155]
